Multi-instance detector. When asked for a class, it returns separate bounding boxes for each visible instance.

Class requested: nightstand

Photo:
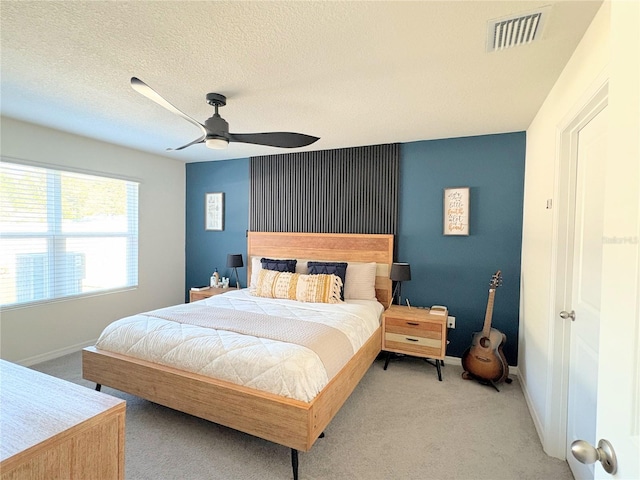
[382,305,448,380]
[189,287,231,302]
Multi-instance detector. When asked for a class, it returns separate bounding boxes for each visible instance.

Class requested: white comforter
[95,289,383,402]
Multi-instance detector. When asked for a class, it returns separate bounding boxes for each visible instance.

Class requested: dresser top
[0,359,125,462]
[384,304,447,322]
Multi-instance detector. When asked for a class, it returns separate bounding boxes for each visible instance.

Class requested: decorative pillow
[250,256,262,288]
[295,260,308,275]
[261,257,297,273]
[253,269,342,304]
[250,257,305,288]
[307,261,348,300]
[344,262,377,300]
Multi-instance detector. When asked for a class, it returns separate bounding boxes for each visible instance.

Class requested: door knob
[560,310,576,321]
[571,439,617,475]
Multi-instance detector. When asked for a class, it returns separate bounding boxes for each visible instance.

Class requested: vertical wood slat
[250,144,399,234]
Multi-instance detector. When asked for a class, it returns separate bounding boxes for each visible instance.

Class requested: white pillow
[250,256,262,288]
[295,260,308,275]
[344,262,377,300]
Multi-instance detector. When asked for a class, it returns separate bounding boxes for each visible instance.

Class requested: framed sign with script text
[443,187,469,236]
[205,192,224,231]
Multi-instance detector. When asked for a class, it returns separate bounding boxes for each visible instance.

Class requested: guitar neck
[482,289,496,337]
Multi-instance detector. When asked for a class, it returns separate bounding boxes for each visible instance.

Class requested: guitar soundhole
[479,336,491,348]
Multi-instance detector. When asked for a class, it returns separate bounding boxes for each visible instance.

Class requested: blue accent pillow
[307,261,348,300]
[260,258,297,273]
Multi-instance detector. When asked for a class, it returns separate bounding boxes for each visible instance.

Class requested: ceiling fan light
[206,137,229,149]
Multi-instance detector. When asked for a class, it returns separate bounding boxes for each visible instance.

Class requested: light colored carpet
[30,352,572,480]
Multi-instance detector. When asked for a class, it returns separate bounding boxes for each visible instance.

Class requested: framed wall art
[443,187,469,236]
[205,192,224,231]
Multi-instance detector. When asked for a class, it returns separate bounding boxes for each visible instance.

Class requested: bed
[82,232,393,479]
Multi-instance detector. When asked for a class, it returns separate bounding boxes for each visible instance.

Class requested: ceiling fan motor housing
[204,114,229,139]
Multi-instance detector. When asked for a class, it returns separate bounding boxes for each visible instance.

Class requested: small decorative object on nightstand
[382,304,448,380]
[226,253,244,288]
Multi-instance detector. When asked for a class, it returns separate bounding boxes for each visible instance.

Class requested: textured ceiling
[0,1,602,163]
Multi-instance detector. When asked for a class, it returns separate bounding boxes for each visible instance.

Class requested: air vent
[487,6,550,52]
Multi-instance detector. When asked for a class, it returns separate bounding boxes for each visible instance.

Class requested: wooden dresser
[0,360,125,480]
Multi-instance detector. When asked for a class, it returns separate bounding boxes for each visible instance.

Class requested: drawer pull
[406,338,419,342]
[406,322,420,326]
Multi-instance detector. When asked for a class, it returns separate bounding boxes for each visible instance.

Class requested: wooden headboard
[247,232,394,307]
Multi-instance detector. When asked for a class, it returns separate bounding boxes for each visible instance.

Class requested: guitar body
[461,327,509,383]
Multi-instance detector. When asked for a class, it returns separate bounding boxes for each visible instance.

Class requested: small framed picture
[443,187,469,236]
[205,192,224,231]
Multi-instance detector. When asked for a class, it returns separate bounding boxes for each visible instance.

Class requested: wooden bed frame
[82,232,393,479]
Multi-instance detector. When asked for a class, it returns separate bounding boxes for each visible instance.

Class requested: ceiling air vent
[487,6,550,52]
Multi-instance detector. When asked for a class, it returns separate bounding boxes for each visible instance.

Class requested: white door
[593,0,640,475]
[565,105,608,480]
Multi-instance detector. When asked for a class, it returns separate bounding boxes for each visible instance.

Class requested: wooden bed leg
[95,383,102,392]
[291,449,299,480]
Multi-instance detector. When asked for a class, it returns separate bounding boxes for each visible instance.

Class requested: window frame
[0,158,140,309]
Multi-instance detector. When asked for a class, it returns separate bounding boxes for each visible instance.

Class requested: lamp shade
[226,254,244,268]
[390,262,411,282]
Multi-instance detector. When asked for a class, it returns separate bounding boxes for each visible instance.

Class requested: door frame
[544,75,608,459]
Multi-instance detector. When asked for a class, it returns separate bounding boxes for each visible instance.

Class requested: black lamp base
[392,282,403,305]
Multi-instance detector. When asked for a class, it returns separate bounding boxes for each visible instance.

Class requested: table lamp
[390,262,411,305]
[226,254,244,289]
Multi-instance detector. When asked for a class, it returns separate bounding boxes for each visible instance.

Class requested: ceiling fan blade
[131,77,207,136]
[228,132,319,148]
[166,134,207,151]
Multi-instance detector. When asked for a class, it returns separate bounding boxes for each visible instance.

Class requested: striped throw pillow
[254,269,343,304]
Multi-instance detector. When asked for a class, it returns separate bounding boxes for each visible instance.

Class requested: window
[0,161,138,307]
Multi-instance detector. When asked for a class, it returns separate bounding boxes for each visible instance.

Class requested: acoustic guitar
[461,271,510,385]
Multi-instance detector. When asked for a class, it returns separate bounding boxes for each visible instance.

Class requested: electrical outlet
[447,315,456,329]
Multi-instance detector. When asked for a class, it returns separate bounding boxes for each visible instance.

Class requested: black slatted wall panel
[250,143,399,234]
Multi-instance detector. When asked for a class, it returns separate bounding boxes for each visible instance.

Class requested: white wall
[0,117,186,365]
[521,0,639,457]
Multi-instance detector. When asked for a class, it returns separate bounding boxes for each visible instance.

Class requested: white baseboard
[18,339,97,367]
[518,370,546,448]
[444,355,462,367]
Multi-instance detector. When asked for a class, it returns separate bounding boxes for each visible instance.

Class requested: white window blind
[0,161,139,307]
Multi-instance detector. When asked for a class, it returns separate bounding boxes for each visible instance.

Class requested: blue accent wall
[185,158,250,300]
[185,132,525,364]
[398,132,525,365]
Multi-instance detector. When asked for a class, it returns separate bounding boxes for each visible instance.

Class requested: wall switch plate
[447,315,456,329]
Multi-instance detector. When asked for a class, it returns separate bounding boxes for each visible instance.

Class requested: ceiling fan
[131,77,320,151]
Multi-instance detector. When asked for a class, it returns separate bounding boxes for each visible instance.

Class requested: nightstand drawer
[384,316,443,336]
[384,333,443,358]
[384,332,441,348]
